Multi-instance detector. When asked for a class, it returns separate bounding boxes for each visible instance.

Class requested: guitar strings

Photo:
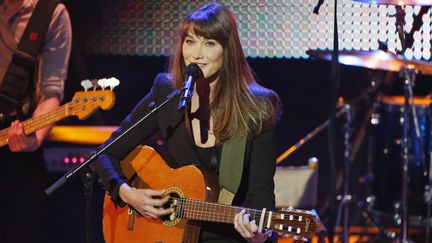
[0,104,70,145]
[0,97,104,146]
[25,90,111,133]
[168,197,311,237]
[170,197,310,228]
[23,97,102,131]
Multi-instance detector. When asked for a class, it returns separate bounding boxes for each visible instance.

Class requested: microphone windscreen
[185,63,203,79]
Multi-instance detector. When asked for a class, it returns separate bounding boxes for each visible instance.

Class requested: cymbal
[306,49,432,75]
[353,0,432,5]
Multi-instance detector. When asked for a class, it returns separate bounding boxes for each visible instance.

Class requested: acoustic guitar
[103,145,318,243]
[0,77,119,148]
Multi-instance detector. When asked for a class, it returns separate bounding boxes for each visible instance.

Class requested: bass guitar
[103,145,317,243]
[0,77,119,148]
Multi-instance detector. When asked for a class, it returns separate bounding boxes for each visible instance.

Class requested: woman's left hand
[234,209,269,243]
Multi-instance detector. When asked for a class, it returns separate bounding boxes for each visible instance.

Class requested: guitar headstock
[270,207,318,241]
[70,78,119,119]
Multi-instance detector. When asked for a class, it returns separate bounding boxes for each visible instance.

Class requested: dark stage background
[40,1,432,242]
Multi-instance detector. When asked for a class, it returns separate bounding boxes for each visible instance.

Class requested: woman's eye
[185,39,194,45]
[206,41,216,47]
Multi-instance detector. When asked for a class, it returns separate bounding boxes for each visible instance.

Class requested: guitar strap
[0,0,58,117]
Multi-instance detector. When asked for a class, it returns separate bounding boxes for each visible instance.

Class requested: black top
[195,145,221,174]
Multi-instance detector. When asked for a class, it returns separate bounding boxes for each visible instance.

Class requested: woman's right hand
[119,183,174,219]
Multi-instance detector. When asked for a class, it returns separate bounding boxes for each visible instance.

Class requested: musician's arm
[245,128,277,210]
[93,74,173,206]
[94,91,159,207]
[8,97,60,152]
[8,4,72,152]
[232,127,278,242]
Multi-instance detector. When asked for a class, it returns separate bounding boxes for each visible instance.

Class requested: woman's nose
[193,54,203,60]
[192,46,203,59]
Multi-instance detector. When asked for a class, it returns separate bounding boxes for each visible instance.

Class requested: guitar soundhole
[161,187,184,227]
[160,192,179,221]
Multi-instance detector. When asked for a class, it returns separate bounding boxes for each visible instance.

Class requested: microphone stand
[312,0,340,241]
[45,89,181,242]
[328,1,340,241]
[400,67,414,243]
[334,104,352,243]
[81,167,94,243]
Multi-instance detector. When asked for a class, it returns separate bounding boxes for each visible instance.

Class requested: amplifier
[43,145,96,172]
[274,158,319,209]
[44,125,164,172]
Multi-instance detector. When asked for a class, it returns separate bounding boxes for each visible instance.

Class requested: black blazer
[93,73,280,242]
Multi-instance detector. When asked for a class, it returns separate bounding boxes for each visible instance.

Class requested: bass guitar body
[103,145,219,243]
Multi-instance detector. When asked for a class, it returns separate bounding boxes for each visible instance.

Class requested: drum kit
[307,0,432,242]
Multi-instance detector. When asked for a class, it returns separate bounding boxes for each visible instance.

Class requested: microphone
[177,63,203,111]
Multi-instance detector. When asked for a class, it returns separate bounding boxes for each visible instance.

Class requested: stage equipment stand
[81,167,95,243]
[335,104,397,242]
[311,1,341,239]
[425,149,432,243]
[334,104,352,243]
[393,6,425,242]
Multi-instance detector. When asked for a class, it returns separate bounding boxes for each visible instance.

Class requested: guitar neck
[175,197,267,224]
[0,103,71,147]
[174,197,315,239]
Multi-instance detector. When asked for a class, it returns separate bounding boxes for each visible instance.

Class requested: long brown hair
[169,2,280,143]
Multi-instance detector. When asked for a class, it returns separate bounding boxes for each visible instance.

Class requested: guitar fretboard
[174,197,265,224]
[0,103,71,147]
[172,197,312,232]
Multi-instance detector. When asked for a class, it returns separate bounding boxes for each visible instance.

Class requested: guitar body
[103,145,219,243]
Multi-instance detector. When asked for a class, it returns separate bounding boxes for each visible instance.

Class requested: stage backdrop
[79,0,431,60]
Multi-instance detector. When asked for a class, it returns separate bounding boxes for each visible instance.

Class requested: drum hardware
[371,68,426,243]
[334,104,353,243]
[308,0,432,240]
[369,95,431,226]
[278,71,388,242]
[309,3,432,238]
[394,3,422,236]
[334,103,400,242]
[425,142,432,242]
[356,198,398,241]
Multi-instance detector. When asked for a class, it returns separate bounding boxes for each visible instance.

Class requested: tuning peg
[105,77,120,90]
[80,79,93,91]
[96,78,107,90]
[91,79,100,90]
